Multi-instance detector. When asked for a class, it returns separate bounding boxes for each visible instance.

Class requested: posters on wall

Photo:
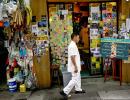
[49,4,73,67]
[32,25,39,35]
[88,2,117,75]
[31,16,49,56]
[89,3,102,74]
[102,2,117,37]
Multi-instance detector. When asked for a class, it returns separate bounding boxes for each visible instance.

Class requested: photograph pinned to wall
[112,13,117,19]
[41,15,47,21]
[38,21,47,27]
[92,13,99,21]
[106,3,113,9]
[91,23,99,29]
[38,15,48,27]
[96,62,100,69]
[88,17,92,23]
[62,10,68,15]
[90,29,99,35]
[107,13,112,19]
[90,34,100,39]
[58,4,65,10]
[39,41,45,48]
[102,13,107,19]
[112,6,117,12]
[91,63,96,68]
[38,29,48,36]
[90,5,100,13]
[102,3,106,10]
[93,48,101,57]
[44,40,49,47]
[90,4,100,19]
[32,24,39,35]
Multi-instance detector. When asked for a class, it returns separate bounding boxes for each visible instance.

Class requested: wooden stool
[51,64,61,87]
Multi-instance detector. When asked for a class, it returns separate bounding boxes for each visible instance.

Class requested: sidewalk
[1,78,130,100]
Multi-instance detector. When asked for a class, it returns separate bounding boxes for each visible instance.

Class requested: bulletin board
[48,4,73,67]
[88,2,118,75]
[102,2,117,37]
[89,3,102,75]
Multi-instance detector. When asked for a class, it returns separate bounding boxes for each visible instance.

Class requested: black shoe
[60,91,68,99]
[75,90,86,94]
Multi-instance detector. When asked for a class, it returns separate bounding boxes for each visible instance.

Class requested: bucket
[20,84,26,93]
[62,71,72,87]
[8,78,17,92]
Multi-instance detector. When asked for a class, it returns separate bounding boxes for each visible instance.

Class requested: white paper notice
[32,25,39,35]
[126,18,130,32]
[62,10,68,15]
[91,7,100,13]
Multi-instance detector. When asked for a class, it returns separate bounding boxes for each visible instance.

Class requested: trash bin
[8,78,17,92]
[62,71,72,87]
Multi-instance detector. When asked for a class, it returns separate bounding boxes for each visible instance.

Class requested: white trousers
[63,72,82,95]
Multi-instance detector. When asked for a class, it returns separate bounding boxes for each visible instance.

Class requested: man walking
[60,33,85,99]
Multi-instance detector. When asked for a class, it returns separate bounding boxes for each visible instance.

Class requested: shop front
[0,0,51,91]
[47,0,118,78]
[0,0,36,91]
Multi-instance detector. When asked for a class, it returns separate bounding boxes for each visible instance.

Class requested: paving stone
[98,90,130,100]
[1,78,130,100]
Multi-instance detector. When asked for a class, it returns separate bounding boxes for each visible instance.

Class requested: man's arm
[71,55,78,73]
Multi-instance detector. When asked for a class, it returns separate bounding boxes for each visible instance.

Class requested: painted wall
[119,0,130,83]
[30,0,130,83]
[30,0,47,21]
[30,0,51,88]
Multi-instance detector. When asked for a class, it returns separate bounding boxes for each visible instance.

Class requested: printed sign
[101,38,130,60]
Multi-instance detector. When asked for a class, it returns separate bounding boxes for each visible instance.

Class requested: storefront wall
[47,0,130,83]
[120,0,130,83]
[30,0,130,84]
[31,0,51,88]
[31,0,47,20]
[48,0,117,74]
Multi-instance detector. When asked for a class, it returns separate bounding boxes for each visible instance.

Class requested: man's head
[71,33,80,43]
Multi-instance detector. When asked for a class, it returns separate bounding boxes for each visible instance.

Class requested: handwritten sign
[101,38,130,60]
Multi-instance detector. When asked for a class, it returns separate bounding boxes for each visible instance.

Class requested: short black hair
[71,33,79,39]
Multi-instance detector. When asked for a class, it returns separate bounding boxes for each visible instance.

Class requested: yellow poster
[91,43,97,48]
[96,63,100,69]
[92,57,96,62]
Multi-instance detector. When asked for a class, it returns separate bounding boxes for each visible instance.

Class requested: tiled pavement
[1,78,130,100]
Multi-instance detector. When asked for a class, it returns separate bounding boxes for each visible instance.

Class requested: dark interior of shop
[73,2,90,77]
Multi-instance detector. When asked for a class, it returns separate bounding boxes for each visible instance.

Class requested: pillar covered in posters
[31,0,51,88]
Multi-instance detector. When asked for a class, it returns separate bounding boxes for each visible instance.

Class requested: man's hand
[74,67,78,73]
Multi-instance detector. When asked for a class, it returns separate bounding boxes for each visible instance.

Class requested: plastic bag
[0,3,3,20]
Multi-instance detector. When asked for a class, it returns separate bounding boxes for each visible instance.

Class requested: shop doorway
[73,2,90,77]
[48,1,118,78]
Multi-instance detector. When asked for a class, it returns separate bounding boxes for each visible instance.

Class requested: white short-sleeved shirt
[67,41,81,73]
